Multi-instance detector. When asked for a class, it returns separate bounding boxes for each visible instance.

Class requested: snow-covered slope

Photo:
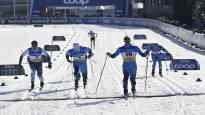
[0,24,205,115]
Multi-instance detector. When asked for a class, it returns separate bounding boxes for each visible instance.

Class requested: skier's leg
[82,73,87,89]
[90,38,93,48]
[158,60,163,77]
[93,38,95,49]
[36,63,44,88]
[30,70,36,83]
[29,63,36,90]
[81,63,88,89]
[152,60,157,76]
[74,65,80,91]
[130,74,136,95]
[30,81,34,91]
[130,65,137,95]
[123,71,129,96]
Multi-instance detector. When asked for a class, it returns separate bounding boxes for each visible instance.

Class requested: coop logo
[64,0,89,5]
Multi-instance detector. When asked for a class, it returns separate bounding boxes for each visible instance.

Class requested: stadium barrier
[0,17,204,49]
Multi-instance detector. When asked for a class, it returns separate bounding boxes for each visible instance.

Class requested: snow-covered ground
[0,24,205,115]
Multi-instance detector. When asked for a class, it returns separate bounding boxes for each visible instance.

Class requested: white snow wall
[1,17,205,49]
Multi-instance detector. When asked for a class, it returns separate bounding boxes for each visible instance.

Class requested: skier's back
[106,36,149,97]
[151,45,164,77]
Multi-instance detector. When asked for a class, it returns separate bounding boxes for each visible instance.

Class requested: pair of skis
[74,89,88,99]
[124,92,137,100]
[21,88,43,100]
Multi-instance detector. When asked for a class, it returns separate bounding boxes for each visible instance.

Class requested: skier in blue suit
[66,43,93,91]
[19,40,52,91]
[150,45,164,77]
[106,36,149,96]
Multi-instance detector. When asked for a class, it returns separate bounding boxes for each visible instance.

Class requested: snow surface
[0,24,205,115]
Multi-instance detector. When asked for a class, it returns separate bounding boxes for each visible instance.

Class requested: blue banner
[0,65,25,76]
[133,34,147,40]
[32,0,126,16]
[142,43,159,50]
[170,59,200,70]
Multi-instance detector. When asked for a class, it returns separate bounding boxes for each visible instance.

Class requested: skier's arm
[41,49,52,68]
[66,55,72,63]
[42,50,51,63]
[65,51,72,63]
[136,47,149,57]
[107,48,121,58]
[87,48,93,59]
[19,49,29,65]
[88,32,91,37]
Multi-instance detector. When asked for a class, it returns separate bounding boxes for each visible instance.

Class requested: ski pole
[95,55,108,94]
[144,56,149,92]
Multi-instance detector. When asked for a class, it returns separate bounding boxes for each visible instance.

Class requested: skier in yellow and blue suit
[107,36,149,97]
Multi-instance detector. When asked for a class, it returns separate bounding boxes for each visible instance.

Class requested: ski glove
[86,54,93,59]
[68,60,73,63]
[66,55,73,63]
[106,52,112,57]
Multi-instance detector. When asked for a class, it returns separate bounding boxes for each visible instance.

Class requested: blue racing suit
[109,43,148,94]
[66,46,93,90]
[19,47,51,82]
[151,46,163,76]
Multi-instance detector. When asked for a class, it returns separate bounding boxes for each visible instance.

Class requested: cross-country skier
[19,40,52,91]
[66,43,93,91]
[88,30,97,49]
[106,36,149,97]
[150,45,164,77]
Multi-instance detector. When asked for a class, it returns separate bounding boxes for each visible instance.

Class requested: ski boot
[124,89,128,98]
[159,70,163,77]
[29,81,34,92]
[131,88,136,97]
[83,83,87,89]
[152,71,155,77]
[83,80,87,89]
[75,80,79,91]
[83,74,87,89]
[40,82,44,90]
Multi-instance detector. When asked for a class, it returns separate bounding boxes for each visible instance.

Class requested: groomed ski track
[1,92,205,102]
[0,24,205,115]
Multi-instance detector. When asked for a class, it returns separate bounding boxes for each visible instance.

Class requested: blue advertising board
[0,64,25,76]
[170,59,200,70]
[32,0,126,16]
[133,34,147,40]
[142,43,159,50]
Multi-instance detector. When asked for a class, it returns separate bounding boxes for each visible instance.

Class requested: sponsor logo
[170,59,200,70]
[64,0,89,5]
